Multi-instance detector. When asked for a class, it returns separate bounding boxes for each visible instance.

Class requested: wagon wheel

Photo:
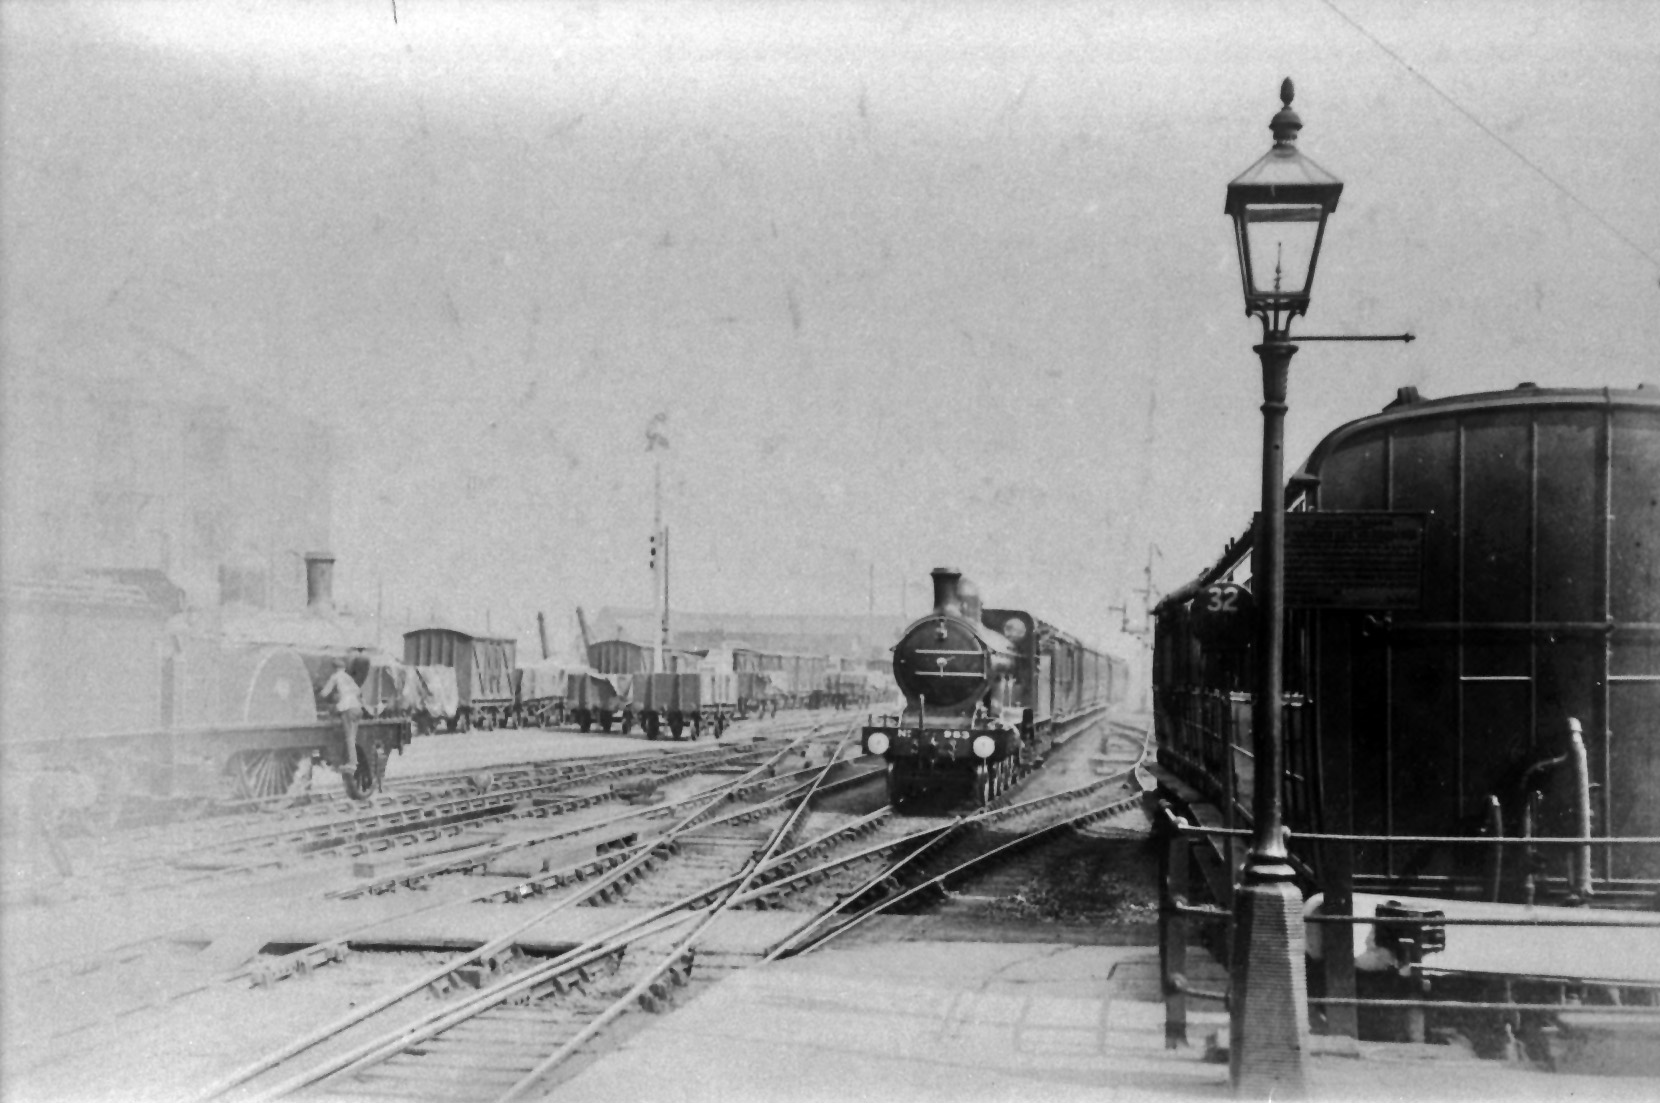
[343,742,387,800]
[645,713,660,741]
[668,714,685,740]
[229,748,312,806]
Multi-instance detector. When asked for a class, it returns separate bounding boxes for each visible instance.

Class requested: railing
[1153,687,1312,842]
[1156,805,1660,1056]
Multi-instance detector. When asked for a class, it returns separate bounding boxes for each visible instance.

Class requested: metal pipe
[1569,717,1594,902]
[1486,794,1504,902]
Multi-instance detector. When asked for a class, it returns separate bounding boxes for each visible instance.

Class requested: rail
[186,727,833,1103]
[778,715,1156,958]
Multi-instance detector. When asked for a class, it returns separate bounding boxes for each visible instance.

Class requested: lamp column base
[1229,877,1309,1099]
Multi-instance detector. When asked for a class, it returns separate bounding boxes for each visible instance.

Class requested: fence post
[1319,875,1358,1039]
[1159,804,1189,1049]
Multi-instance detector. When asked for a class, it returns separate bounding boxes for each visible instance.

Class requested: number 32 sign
[1191,582,1255,649]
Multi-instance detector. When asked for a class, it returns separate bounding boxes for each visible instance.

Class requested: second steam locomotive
[862,568,1129,808]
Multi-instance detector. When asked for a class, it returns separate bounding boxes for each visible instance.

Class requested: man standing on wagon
[321,656,365,784]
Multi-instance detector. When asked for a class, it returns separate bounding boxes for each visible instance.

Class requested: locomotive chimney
[930,567,964,616]
[304,552,336,615]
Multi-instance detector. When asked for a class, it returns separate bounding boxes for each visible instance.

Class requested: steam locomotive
[861,568,1129,808]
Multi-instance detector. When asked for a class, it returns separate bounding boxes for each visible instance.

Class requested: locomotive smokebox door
[1190,582,1255,650]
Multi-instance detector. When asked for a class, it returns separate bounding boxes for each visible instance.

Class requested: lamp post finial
[1271,78,1302,144]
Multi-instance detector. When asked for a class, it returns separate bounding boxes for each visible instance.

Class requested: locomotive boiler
[862,567,1126,809]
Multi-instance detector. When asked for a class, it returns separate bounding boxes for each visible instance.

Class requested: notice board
[1280,511,1425,609]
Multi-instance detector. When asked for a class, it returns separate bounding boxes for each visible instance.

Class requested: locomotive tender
[862,567,1128,808]
[1155,383,1660,905]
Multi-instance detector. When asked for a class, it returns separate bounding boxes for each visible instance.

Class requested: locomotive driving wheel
[973,763,992,806]
[229,748,312,806]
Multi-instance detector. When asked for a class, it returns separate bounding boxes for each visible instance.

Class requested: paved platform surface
[555,940,1660,1103]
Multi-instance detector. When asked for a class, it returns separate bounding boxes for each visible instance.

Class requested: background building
[1,319,334,611]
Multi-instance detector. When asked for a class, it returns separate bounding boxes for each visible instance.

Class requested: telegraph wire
[1319,0,1660,274]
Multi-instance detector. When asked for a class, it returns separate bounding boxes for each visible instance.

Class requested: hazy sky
[4,0,1658,650]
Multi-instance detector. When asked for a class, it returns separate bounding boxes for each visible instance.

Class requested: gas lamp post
[1222,78,1342,1099]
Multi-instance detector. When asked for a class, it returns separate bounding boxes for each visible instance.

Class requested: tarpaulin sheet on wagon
[362,656,420,717]
[413,665,459,719]
[517,660,571,702]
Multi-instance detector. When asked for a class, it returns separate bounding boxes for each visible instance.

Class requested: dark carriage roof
[1155,383,1660,612]
[1296,383,1660,480]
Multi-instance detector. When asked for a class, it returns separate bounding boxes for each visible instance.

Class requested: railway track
[770,716,1155,956]
[49,740,793,903]
[169,718,1151,1102]
[45,711,834,845]
[9,716,1144,1098]
[2,729,858,1073]
[176,725,858,1102]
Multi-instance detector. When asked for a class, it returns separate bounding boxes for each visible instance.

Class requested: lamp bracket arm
[1289,333,1417,343]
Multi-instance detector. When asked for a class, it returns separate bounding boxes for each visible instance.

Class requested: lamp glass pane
[1242,204,1323,297]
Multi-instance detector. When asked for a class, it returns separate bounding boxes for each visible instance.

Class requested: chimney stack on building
[304,552,336,615]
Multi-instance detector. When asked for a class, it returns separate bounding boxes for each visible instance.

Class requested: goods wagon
[403,626,517,731]
[513,659,573,729]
